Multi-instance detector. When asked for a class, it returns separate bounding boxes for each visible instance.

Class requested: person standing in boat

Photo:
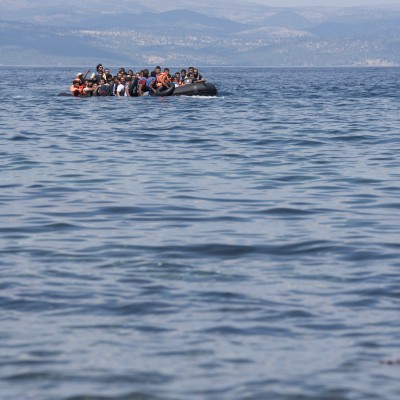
[91,64,104,83]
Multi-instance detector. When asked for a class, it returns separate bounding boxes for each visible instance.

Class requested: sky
[250,0,397,6]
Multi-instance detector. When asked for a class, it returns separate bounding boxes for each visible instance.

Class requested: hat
[76,72,83,77]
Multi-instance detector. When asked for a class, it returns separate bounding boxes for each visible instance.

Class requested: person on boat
[91,64,105,83]
[116,76,126,96]
[82,80,95,97]
[137,69,150,96]
[154,66,161,76]
[174,72,182,85]
[183,72,195,85]
[193,68,206,83]
[156,67,171,89]
[187,66,195,77]
[91,83,100,96]
[148,66,160,82]
[75,69,90,85]
[70,79,84,96]
[171,76,180,87]
[145,70,158,95]
[180,69,187,82]
[97,79,109,96]
[103,68,112,82]
[129,73,140,97]
[108,76,119,96]
[124,75,134,96]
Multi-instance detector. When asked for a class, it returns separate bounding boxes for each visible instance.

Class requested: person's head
[96,64,103,72]
[194,68,199,76]
[128,69,134,75]
[73,80,80,86]
[93,83,98,89]
[181,69,186,76]
[100,79,105,85]
[104,68,110,75]
[142,69,149,78]
[164,68,169,73]
[151,70,157,78]
[175,72,180,78]
[188,72,194,78]
[188,66,194,74]
[155,66,161,74]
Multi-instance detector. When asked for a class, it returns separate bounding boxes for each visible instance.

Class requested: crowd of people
[70,64,206,97]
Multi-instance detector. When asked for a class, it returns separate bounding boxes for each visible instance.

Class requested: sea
[1,66,400,400]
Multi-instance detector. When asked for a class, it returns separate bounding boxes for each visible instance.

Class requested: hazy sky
[250,0,396,6]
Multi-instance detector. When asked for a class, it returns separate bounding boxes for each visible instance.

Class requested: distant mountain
[0,5,399,67]
[76,9,248,35]
[309,17,400,40]
[0,21,132,66]
[257,11,313,30]
[0,0,270,24]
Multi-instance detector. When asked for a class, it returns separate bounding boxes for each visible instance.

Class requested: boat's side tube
[156,83,175,97]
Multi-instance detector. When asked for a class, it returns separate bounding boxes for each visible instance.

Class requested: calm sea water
[1,66,400,400]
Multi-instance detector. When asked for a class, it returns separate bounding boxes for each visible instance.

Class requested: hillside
[0,4,399,67]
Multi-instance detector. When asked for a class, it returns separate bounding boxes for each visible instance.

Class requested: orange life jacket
[156,72,171,87]
[70,84,83,96]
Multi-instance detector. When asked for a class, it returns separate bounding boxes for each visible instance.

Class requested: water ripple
[1,66,400,400]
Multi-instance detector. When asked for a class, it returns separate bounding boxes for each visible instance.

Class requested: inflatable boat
[156,82,217,97]
[58,82,217,97]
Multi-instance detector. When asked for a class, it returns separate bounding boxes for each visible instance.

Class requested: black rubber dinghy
[155,83,175,96]
[172,82,217,96]
[58,82,218,97]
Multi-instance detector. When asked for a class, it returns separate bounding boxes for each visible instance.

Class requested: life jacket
[156,72,171,87]
[70,84,83,96]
